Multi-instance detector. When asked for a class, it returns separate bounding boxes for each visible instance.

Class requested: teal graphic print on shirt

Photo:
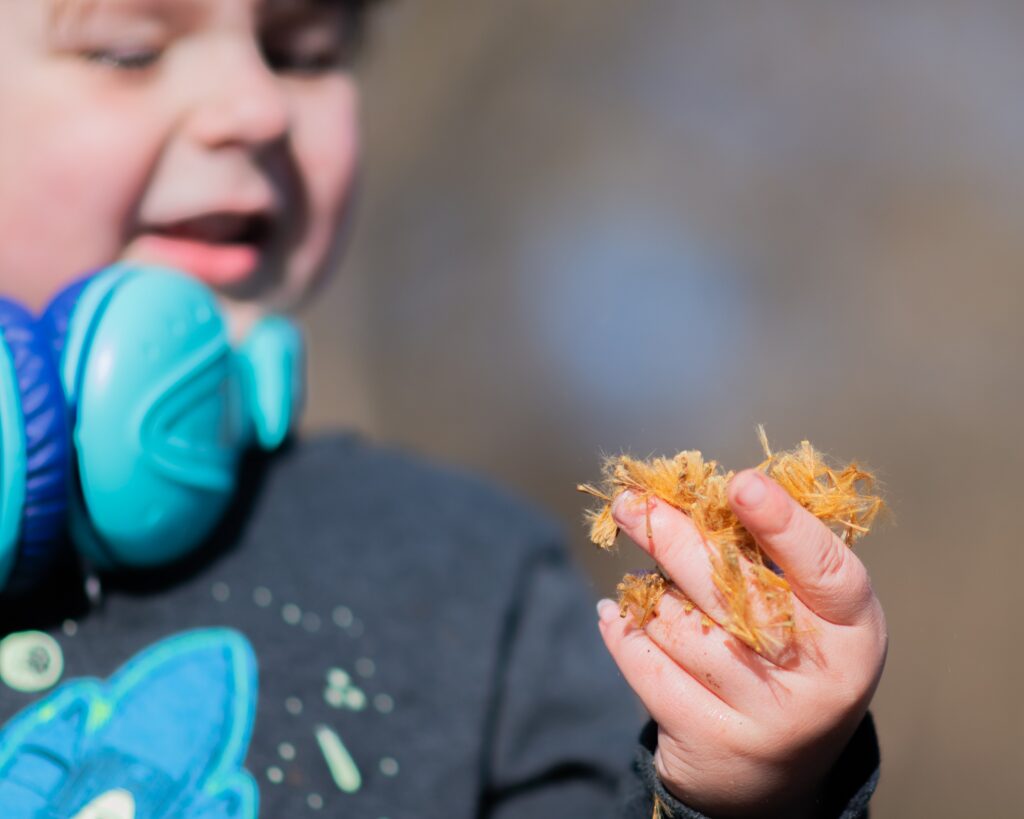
[0,629,258,818]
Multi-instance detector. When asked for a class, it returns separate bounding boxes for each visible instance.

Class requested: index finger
[728,470,878,627]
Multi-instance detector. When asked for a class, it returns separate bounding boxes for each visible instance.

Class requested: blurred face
[0,0,361,336]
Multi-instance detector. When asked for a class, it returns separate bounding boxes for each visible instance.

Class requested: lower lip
[126,234,261,287]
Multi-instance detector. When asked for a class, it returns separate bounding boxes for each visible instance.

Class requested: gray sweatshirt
[0,434,878,818]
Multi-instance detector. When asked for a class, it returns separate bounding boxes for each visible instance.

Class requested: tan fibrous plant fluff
[578,427,883,653]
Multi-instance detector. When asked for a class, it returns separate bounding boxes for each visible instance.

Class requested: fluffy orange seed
[578,427,883,653]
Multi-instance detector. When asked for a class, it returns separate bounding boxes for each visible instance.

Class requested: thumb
[728,470,877,626]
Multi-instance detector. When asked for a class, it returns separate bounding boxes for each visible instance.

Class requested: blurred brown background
[302,3,1024,816]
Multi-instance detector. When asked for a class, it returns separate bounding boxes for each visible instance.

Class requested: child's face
[0,0,360,336]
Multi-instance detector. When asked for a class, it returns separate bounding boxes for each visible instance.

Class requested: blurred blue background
[303,3,1024,815]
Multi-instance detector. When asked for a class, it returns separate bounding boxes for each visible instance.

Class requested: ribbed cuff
[630,712,880,818]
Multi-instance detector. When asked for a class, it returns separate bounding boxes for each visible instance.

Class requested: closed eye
[263,47,344,75]
[82,47,163,71]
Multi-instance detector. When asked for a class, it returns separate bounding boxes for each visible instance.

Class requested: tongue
[127,234,260,287]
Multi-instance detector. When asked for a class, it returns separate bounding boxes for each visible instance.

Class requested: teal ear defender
[0,263,304,596]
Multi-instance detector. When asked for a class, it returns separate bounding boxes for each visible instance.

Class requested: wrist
[643,713,879,819]
[654,748,823,819]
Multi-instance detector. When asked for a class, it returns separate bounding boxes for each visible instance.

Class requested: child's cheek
[0,92,163,306]
[284,76,361,299]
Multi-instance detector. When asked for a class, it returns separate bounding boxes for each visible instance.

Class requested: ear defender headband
[0,264,304,596]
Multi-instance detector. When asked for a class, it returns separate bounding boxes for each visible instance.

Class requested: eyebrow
[48,0,376,44]
[48,0,101,20]
[49,0,171,23]
[51,0,352,15]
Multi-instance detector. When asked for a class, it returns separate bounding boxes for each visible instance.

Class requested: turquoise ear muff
[0,263,304,592]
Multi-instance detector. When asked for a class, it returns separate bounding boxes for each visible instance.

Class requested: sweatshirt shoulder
[250,432,565,567]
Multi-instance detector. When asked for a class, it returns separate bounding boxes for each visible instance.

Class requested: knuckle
[821,639,885,708]
[644,603,691,653]
[647,507,693,564]
[813,537,849,584]
[853,590,888,638]
[803,520,857,594]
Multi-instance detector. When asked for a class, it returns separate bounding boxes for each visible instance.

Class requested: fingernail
[734,471,767,508]
[596,598,619,623]
[611,491,643,526]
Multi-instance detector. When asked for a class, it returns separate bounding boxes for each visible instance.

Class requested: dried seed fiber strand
[578,427,883,653]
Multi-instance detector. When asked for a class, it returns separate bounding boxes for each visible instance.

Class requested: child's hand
[597,470,887,817]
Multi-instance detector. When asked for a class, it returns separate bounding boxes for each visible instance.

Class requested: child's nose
[186,44,291,151]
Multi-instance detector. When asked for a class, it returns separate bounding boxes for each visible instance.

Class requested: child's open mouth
[127,213,274,287]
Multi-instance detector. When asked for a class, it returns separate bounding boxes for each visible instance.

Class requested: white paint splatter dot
[253,587,273,607]
[302,612,321,632]
[344,688,367,711]
[267,766,284,784]
[379,757,399,777]
[373,694,394,714]
[278,742,296,761]
[62,620,77,637]
[307,794,324,810]
[327,668,350,688]
[332,606,353,628]
[282,604,302,625]
[85,575,102,605]
[315,724,362,794]
[355,658,375,678]
[325,687,345,708]
[0,631,63,693]
[211,582,230,602]
[285,697,303,715]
